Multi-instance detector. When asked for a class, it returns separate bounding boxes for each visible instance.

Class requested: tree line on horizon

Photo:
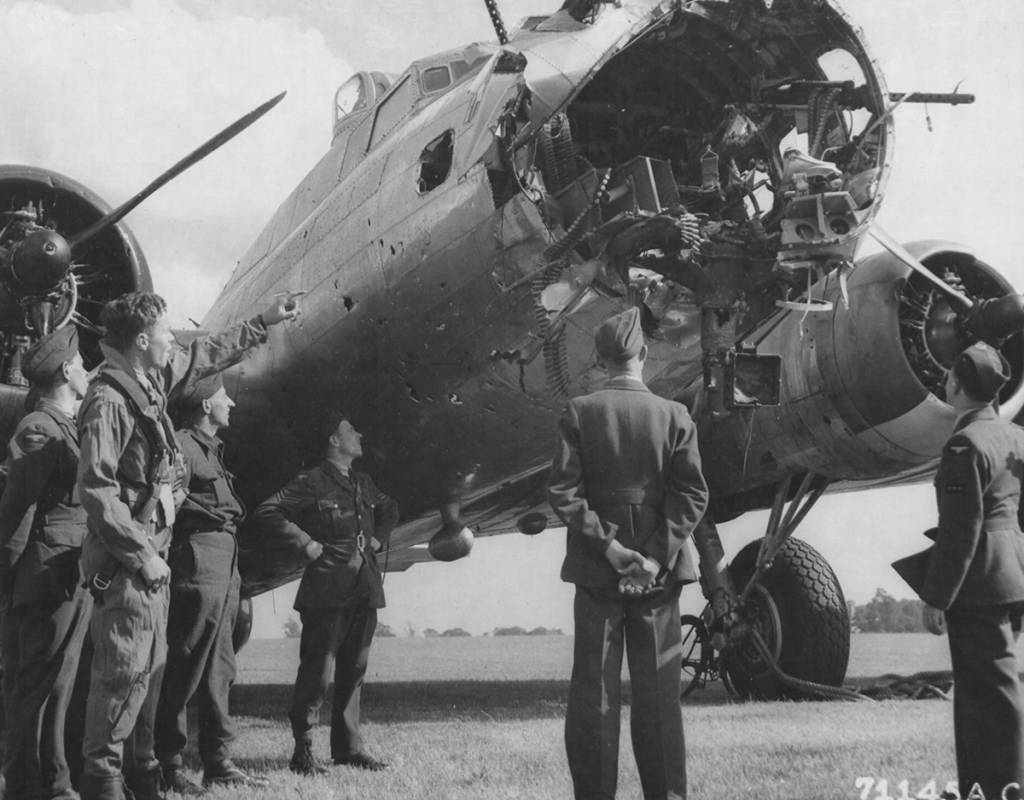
[282,593,926,637]
[282,616,565,638]
[851,588,927,633]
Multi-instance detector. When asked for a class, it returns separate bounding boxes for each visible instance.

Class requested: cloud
[1,0,351,322]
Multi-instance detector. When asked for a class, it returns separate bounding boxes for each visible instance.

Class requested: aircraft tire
[232,596,254,653]
[679,614,711,698]
[723,537,850,700]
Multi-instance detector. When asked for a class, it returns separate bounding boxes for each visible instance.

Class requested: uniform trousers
[81,568,168,787]
[1,584,93,800]
[945,603,1024,800]
[289,602,377,759]
[567,583,685,800]
[155,533,239,769]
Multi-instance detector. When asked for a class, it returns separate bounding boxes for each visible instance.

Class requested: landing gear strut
[684,472,854,700]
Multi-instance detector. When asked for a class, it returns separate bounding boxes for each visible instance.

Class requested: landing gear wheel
[679,614,711,698]
[232,597,253,653]
[722,537,850,699]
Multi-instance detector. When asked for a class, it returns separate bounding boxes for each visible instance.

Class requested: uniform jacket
[252,461,399,610]
[173,426,244,539]
[547,375,709,589]
[895,405,1024,610]
[0,399,86,608]
[78,317,268,579]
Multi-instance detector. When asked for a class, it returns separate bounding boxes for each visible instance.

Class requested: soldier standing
[894,342,1024,800]
[0,326,91,800]
[252,412,398,777]
[77,290,299,800]
[547,307,708,800]
[154,373,269,794]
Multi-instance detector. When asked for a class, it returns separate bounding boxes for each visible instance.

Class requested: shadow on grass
[232,678,739,723]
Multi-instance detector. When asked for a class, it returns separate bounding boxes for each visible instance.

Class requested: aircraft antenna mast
[485,0,509,44]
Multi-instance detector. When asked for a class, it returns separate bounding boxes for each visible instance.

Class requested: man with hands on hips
[253,411,398,778]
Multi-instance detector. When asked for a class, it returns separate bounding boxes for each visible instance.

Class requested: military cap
[22,326,79,384]
[953,341,1010,401]
[175,372,224,410]
[595,307,644,363]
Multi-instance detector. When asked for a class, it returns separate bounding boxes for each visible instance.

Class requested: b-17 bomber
[0,0,1019,699]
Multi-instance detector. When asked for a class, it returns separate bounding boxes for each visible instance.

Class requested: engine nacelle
[0,166,150,447]
[702,241,1023,518]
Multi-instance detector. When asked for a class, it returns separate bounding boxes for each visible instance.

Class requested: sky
[2,0,1023,637]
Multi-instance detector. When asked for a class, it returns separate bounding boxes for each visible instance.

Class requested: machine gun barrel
[889,92,974,105]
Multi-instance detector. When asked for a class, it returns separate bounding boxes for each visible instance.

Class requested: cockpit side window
[370,75,415,149]
[373,73,392,97]
[422,65,452,94]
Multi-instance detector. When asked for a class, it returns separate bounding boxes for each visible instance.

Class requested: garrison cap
[174,372,224,410]
[595,307,644,363]
[953,342,1011,401]
[22,326,79,384]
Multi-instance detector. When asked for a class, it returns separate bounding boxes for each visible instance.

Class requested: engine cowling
[0,166,150,446]
[702,241,1023,518]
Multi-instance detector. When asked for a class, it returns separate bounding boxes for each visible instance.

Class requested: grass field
[237,631,983,685]
[183,633,983,799]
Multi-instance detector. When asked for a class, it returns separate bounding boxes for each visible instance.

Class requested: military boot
[124,768,165,800]
[79,774,126,800]
[289,742,328,777]
[159,764,205,796]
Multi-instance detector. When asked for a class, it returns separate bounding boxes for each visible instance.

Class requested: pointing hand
[261,290,306,326]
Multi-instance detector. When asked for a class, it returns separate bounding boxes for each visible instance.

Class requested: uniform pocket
[41,521,88,548]
[168,540,198,581]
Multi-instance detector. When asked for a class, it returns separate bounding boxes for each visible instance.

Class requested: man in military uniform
[77,290,300,800]
[153,374,269,794]
[547,307,708,800]
[0,326,91,800]
[895,342,1024,800]
[252,412,398,777]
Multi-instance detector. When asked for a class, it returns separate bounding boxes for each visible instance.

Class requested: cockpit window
[370,75,415,149]
[335,75,368,120]
[422,66,452,94]
[451,55,490,81]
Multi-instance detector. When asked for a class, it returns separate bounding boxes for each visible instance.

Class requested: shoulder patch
[19,431,50,450]
[947,444,970,455]
[15,416,57,451]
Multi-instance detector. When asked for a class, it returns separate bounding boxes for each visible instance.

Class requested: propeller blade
[868,226,975,310]
[68,91,286,251]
